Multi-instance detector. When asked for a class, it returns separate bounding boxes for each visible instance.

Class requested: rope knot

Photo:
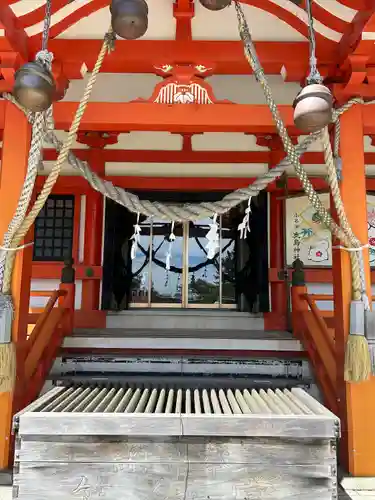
[36,49,54,69]
[105,32,116,53]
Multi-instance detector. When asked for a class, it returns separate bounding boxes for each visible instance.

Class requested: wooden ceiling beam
[40,148,375,165]
[50,101,299,133]
[0,99,374,134]
[34,175,329,193]
[13,39,332,77]
[337,0,374,10]
[337,9,375,64]
[0,0,29,62]
[173,0,194,41]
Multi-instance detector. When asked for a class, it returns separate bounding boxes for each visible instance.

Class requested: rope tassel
[0,23,114,394]
[344,301,371,382]
[234,0,372,382]
[365,309,375,375]
[0,294,15,392]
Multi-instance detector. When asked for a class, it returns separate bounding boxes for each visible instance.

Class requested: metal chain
[42,0,53,52]
[305,0,322,84]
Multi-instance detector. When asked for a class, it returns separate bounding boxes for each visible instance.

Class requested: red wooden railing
[291,281,337,414]
[22,260,75,406]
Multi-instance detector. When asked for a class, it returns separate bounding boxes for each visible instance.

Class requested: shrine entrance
[101,192,269,312]
[129,216,236,308]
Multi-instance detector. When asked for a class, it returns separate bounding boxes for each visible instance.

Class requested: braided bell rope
[321,127,366,302]
[1,28,115,294]
[0,51,54,288]
[4,88,366,230]
[45,130,320,217]
[234,1,366,301]
[41,106,356,219]
[1,7,371,296]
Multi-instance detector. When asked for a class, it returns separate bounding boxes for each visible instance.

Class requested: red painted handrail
[291,286,337,413]
[23,282,75,406]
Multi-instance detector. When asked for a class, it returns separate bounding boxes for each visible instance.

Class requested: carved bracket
[332,54,375,101]
[52,60,71,102]
[132,64,232,105]
[256,134,298,150]
[0,52,21,92]
[76,131,120,148]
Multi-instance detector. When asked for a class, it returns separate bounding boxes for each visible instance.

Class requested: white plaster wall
[63,73,301,105]
[104,162,268,177]
[9,0,355,42]
[306,283,333,311]
[305,283,375,312]
[30,279,83,309]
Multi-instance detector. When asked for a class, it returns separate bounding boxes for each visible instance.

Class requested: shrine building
[0,0,375,495]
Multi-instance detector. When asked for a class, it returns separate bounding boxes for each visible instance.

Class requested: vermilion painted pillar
[0,103,32,468]
[258,135,288,329]
[269,185,287,329]
[81,150,105,311]
[332,104,375,476]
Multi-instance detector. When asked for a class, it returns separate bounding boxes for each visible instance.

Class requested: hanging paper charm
[165,221,176,271]
[130,213,141,260]
[206,214,219,260]
[238,197,252,239]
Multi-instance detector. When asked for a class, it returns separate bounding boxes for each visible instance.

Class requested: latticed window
[33,195,75,261]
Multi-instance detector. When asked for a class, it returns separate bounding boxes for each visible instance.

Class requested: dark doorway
[101,191,269,312]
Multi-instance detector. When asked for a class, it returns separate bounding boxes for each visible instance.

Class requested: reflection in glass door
[186,219,219,306]
[129,217,152,307]
[150,220,184,306]
[129,216,236,308]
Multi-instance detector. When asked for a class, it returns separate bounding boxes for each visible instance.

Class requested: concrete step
[64,328,303,352]
[106,309,264,330]
[53,354,311,378]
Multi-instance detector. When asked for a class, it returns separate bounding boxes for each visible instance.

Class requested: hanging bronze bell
[293,84,333,133]
[13,61,56,113]
[199,0,231,11]
[110,0,148,40]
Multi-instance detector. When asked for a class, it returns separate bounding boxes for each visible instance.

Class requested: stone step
[64,329,302,352]
[52,354,312,378]
[106,309,264,330]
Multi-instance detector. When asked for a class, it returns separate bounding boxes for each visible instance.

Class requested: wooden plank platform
[13,385,340,500]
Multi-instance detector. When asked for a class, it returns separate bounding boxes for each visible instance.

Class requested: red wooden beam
[51,101,298,133]
[0,1,29,62]
[35,175,329,193]
[0,99,374,133]
[338,10,375,63]
[40,148,375,165]
[337,0,374,10]
[22,39,333,77]
[173,0,194,41]
[50,101,375,135]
